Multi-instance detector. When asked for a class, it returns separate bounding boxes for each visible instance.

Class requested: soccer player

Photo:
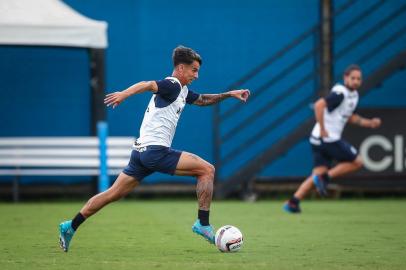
[283,64,381,213]
[58,46,250,251]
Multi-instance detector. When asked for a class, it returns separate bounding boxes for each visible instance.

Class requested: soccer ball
[215,225,243,252]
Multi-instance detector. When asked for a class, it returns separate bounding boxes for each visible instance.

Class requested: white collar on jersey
[166,76,183,88]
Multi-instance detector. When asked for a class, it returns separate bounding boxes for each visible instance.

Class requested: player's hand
[104,92,128,108]
[369,117,381,128]
[320,128,329,138]
[229,89,250,102]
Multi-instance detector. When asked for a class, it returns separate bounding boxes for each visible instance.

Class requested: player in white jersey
[58,46,250,251]
[284,65,381,213]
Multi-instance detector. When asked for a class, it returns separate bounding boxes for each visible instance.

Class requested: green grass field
[1,199,405,270]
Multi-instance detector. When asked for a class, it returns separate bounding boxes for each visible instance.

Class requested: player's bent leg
[328,155,363,179]
[59,173,139,252]
[175,152,215,178]
[175,152,215,210]
[80,172,140,218]
[174,152,215,244]
[311,156,362,199]
[295,166,328,199]
[284,166,328,214]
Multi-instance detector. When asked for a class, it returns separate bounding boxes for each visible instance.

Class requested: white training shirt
[311,84,359,143]
[134,76,199,148]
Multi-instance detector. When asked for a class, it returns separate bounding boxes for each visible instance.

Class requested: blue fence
[0,0,405,184]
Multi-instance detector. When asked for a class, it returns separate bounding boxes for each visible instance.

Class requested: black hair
[172,45,202,67]
[344,64,361,76]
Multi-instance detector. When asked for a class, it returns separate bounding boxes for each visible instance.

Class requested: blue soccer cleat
[313,174,329,197]
[192,219,215,244]
[59,220,75,252]
[283,201,301,213]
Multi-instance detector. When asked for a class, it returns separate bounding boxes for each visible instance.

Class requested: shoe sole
[59,224,68,252]
[283,204,301,214]
[59,236,67,252]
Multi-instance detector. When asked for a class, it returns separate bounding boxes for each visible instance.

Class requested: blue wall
[0,47,90,136]
[1,0,405,182]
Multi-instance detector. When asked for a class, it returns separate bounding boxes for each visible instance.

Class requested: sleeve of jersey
[186,90,200,104]
[155,79,181,102]
[324,92,344,112]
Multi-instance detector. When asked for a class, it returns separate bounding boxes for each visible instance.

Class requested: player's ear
[177,64,185,72]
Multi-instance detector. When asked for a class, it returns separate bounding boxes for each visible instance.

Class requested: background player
[59,46,250,251]
[284,64,381,213]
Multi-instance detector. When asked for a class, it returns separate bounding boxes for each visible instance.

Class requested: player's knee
[208,163,216,177]
[203,163,215,178]
[353,157,363,169]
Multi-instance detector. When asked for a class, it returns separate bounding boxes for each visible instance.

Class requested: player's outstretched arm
[193,89,250,106]
[349,114,382,128]
[104,81,158,108]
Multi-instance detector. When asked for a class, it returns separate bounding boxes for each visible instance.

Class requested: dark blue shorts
[122,145,182,181]
[310,138,358,168]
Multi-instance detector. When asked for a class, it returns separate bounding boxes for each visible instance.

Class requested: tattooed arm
[193,89,250,106]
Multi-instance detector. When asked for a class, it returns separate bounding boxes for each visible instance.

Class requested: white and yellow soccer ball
[215,225,243,252]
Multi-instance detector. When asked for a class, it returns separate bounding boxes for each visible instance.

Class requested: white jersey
[135,76,199,148]
[311,84,359,143]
